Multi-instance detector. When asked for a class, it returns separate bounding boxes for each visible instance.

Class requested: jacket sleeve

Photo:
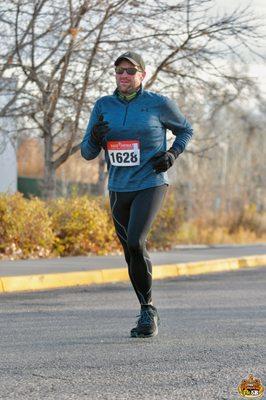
[160,97,193,154]
[80,100,102,160]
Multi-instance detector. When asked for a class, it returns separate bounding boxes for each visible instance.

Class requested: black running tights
[109,185,168,305]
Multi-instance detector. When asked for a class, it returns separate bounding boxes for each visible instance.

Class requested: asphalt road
[1,265,266,400]
[0,244,265,276]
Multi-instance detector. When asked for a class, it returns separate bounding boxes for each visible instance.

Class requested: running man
[81,52,193,338]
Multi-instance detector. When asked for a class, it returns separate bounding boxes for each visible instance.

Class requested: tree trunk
[97,152,108,197]
[43,131,56,199]
[43,162,56,199]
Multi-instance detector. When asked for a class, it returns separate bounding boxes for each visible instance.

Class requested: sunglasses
[115,66,141,75]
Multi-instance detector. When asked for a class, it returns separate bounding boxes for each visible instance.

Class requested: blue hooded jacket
[81,87,193,192]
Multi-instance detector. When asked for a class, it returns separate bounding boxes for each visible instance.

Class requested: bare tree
[172,88,266,219]
[1,0,134,197]
[0,0,264,198]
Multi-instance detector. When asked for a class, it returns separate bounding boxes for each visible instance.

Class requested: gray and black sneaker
[130,305,160,338]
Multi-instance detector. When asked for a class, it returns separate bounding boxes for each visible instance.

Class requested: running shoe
[130,305,160,338]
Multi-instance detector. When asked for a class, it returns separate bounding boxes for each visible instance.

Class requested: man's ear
[142,71,147,80]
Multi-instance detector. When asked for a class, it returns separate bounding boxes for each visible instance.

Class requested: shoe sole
[130,326,158,338]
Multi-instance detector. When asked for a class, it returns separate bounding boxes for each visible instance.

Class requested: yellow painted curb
[0,254,265,294]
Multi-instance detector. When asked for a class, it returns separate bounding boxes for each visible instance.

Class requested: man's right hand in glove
[91,114,110,146]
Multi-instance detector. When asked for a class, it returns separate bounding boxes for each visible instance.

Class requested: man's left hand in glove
[151,147,181,174]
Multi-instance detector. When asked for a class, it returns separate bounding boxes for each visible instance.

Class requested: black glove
[91,114,110,145]
[151,147,181,174]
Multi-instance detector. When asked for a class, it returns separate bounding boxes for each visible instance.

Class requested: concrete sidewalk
[0,244,266,293]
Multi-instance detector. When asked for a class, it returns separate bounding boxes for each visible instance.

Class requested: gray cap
[114,52,145,71]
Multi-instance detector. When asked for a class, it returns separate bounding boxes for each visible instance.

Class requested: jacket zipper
[122,103,129,126]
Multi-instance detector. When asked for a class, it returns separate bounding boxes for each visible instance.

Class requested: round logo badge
[238,374,264,398]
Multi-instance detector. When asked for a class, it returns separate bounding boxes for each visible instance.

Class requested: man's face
[115,59,146,94]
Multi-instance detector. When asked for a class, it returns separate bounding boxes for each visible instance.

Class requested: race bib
[107,140,140,166]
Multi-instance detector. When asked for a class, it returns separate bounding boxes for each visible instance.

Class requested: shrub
[1,192,265,260]
[228,204,266,236]
[175,208,266,245]
[0,193,54,259]
[149,191,183,249]
[48,195,120,256]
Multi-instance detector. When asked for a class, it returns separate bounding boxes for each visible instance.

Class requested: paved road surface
[0,244,265,276]
[1,266,265,399]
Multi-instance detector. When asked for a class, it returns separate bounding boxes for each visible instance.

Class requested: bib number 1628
[107,140,140,167]
[109,151,138,164]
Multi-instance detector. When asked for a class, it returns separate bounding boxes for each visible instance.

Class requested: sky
[146,0,266,95]
[214,0,266,93]
[143,0,266,95]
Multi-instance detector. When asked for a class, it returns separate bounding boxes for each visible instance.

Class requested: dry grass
[175,205,266,245]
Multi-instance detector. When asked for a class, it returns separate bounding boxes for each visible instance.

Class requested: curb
[0,255,265,294]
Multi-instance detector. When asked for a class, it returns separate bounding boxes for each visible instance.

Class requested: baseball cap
[114,52,145,71]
